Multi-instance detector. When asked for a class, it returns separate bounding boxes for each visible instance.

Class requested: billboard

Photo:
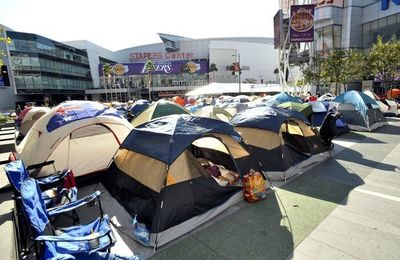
[290,4,315,43]
[99,59,209,76]
[312,0,344,8]
[274,10,283,49]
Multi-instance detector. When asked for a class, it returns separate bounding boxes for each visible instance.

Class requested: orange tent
[387,89,400,99]
[172,96,185,106]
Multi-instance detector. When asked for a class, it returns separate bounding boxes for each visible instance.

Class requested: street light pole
[238,53,241,94]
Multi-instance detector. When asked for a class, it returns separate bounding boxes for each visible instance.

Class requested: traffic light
[0,65,10,86]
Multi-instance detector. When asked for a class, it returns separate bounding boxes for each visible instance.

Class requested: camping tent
[193,106,233,122]
[16,101,133,177]
[19,107,51,137]
[220,102,247,116]
[277,102,313,119]
[131,100,190,127]
[230,106,329,181]
[102,114,250,247]
[265,92,302,106]
[333,91,387,131]
[129,99,150,117]
[364,90,398,117]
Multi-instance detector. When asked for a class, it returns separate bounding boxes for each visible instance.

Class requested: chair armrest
[36,228,111,242]
[47,191,101,217]
[36,170,68,186]
[26,160,55,171]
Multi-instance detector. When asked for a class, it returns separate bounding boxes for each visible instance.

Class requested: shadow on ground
[153,191,294,260]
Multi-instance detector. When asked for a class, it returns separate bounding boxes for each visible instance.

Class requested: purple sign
[290,4,315,43]
[99,59,209,76]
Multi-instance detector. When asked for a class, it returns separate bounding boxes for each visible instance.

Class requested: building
[313,0,400,51]
[79,34,279,102]
[0,26,279,110]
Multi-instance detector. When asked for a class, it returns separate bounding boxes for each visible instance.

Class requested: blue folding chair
[4,160,78,255]
[21,178,115,259]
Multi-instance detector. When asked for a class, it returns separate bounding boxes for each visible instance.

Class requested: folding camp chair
[21,178,115,259]
[4,160,78,255]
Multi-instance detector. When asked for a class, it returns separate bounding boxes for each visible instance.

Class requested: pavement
[0,119,399,259]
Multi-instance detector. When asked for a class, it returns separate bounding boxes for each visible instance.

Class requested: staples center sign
[129,51,195,62]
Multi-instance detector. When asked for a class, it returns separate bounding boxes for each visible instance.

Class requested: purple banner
[99,59,209,76]
[290,4,315,43]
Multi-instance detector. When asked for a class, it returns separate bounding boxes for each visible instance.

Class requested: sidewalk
[151,119,400,260]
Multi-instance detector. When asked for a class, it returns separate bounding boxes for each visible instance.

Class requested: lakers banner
[290,4,315,43]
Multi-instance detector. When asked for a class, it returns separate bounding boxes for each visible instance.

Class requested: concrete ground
[0,118,399,259]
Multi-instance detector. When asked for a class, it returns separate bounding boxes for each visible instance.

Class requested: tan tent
[19,107,51,137]
[102,114,250,247]
[16,101,133,177]
[193,106,232,122]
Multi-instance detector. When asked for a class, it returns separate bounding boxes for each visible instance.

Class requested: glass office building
[6,31,93,105]
[314,0,400,52]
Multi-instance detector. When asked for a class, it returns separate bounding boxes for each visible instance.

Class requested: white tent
[364,90,398,117]
[20,107,51,137]
[16,101,133,177]
[186,83,293,96]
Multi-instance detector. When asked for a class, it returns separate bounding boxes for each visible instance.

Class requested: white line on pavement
[354,187,400,202]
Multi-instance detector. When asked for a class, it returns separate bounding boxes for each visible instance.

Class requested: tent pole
[154,164,170,251]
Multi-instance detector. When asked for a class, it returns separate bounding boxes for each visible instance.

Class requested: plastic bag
[132,214,150,245]
[243,170,267,203]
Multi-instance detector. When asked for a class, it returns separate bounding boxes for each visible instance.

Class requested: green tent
[277,101,313,118]
[193,105,233,122]
[131,100,190,127]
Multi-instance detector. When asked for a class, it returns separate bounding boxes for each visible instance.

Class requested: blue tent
[230,106,309,133]
[230,106,327,181]
[103,114,250,247]
[333,91,386,131]
[122,114,241,165]
[265,92,302,107]
[130,100,150,116]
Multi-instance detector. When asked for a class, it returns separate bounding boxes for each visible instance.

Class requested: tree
[209,63,218,83]
[369,36,400,91]
[0,26,12,67]
[345,50,369,86]
[144,59,155,101]
[301,55,325,93]
[102,63,112,102]
[322,49,348,95]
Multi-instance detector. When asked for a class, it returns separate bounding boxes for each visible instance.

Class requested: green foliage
[346,50,369,82]
[369,36,400,88]
[322,49,348,95]
[0,113,10,124]
[102,63,112,76]
[144,59,155,73]
[302,55,325,92]
[0,26,12,67]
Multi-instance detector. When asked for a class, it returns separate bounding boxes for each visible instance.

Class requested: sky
[0,0,279,51]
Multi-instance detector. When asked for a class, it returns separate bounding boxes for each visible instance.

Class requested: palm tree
[102,63,112,102]
[144,60,155,101]
[209,63,218,83]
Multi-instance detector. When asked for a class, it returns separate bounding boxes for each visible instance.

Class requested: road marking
[354,188,400,202]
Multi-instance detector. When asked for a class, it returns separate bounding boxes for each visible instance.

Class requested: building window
[315,25,341,51]
[363,23,371,49]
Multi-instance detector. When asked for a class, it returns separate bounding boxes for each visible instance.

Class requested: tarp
[47,101,120,133]
[230,106,309,133]
[122,114,240,165]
